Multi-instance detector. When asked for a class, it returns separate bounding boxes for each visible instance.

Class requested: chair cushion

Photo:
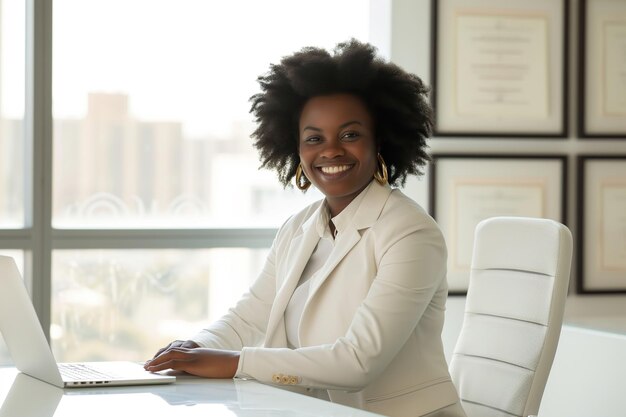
[466,269,554,325]
[454,312,547,370]
[451,354,533,416]
[471,217,564,276]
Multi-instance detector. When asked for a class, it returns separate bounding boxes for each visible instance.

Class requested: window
[52,0,371,228]
[51,248,268,362]
[0,0,372,363]
[0,0,25,229]
[0,0,26,365]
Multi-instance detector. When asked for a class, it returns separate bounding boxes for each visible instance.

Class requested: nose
[319,138,344,159]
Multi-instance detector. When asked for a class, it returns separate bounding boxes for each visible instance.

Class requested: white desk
[0,368,383,417]
[537,323,626,417]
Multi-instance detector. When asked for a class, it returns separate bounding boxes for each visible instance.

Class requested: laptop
[0,255,176,388]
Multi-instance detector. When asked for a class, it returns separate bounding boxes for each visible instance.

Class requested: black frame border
[429,153,569,295]
[577,155,626,294]
[430,0,570,138]
[577,0,626,139]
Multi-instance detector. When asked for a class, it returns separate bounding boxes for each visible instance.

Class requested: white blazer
[192,181,463,417]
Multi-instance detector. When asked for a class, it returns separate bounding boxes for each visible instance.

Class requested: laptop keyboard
[59,363,117,381]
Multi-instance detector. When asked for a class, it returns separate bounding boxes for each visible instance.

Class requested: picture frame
[429,154,567,294]
[578,0,626,138]
[577,156,626,293]
[431,0,569,137]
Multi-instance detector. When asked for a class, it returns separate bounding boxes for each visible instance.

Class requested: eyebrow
[302,120,363,132]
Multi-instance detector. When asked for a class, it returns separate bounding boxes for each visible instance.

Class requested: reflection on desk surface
[0,373,63,417]
[0,369,381,417]
[564,317,626,336]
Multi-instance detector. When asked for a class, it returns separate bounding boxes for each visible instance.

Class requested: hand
[150,339,200,360]
[144,346,240,378]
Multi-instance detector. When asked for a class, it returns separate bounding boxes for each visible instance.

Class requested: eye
[341,131,360,141]
[303,135,321,144]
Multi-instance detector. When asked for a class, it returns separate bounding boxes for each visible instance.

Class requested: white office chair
[449,217,572,417]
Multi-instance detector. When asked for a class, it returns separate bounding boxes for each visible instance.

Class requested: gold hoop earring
[374,153,388,185]
[295,164,311,191]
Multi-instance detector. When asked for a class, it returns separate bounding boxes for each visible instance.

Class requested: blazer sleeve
[189,236,279,350]
[236,217,447,391]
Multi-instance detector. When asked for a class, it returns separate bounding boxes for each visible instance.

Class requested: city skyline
[1,91,323,229]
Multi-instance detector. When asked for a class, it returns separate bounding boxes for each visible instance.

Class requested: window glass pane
[52,0,369,228]
[0,250,26,366]
[51,249,268,362]
[0,0,25,228]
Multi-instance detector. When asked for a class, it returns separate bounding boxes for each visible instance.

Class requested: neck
[326,199,350,218]
[325,182,372,217]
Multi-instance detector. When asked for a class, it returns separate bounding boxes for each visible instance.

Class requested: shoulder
[273,198,324,240]
[382,188,440,231]
[373,188,445,248]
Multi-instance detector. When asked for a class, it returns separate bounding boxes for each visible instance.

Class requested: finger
[150,340,187,362]
[151,347,168,360]
[146,357,192,373]
[152,342,176,359]
[146,348,195,372]
[147,347,192,368]
[147,349,174,367]
[181,340,200,349]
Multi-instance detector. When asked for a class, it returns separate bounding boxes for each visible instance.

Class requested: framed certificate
[578,156,626,293]
[431,0,569,137]
[430,155,567,294]
[579,0,626,138]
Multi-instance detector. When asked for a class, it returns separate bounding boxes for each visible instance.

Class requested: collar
[313,180,389,239]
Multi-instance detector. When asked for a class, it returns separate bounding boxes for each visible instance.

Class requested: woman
[145,40,465,417]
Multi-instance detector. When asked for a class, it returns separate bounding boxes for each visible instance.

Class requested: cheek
[363,150,378,173]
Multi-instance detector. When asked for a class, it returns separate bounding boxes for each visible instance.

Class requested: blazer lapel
[263,205,322,346]
[306,182,393,304]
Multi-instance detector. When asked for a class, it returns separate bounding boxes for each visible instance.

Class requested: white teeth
[320,165,351,174]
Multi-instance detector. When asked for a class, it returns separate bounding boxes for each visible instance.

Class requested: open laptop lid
[0,256,175,388]
[0,256,64,387]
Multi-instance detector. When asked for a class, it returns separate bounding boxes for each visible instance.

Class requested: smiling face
[298,93,378,217]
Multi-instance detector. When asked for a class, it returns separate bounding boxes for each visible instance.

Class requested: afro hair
[249,39,433,188]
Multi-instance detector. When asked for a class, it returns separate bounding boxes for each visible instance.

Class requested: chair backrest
[449,217,572,417]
